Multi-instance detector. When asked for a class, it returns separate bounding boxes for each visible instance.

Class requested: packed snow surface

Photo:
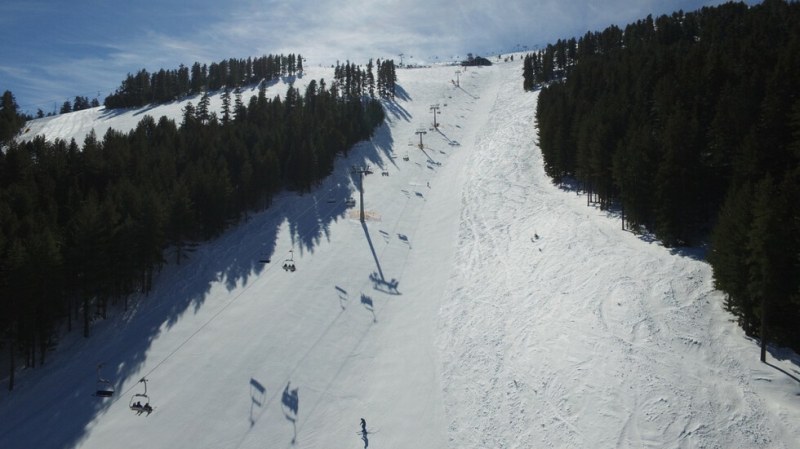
[2,57,798,449]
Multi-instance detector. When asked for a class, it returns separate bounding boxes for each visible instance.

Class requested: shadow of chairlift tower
[368,272,400,295]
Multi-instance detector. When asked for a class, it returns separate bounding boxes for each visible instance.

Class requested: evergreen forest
[103,54,304,109]
[530,0,800,351]
[0,57,395,389]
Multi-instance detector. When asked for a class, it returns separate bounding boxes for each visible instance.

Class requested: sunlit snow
[2,57,798,449]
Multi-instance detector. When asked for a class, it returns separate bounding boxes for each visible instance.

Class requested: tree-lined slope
[0,57,797,449]
[533,0,800,351]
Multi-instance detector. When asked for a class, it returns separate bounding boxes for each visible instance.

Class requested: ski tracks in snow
[436,62,794,448]
[439,64,548,449]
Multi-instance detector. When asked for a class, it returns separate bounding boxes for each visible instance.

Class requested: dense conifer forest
[0,56,395,389]
[103,54,304,109]
[530,0,800,351]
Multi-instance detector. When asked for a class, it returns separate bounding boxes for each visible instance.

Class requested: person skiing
[360,418,367,432]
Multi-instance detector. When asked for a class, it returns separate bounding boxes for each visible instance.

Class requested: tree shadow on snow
[98,106,133,120]
[394,84,411,102]
[382,96,412,122]
[0,118,398,449]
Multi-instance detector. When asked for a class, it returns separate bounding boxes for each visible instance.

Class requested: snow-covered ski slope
[17,77,281,146]
[2,58,799,449]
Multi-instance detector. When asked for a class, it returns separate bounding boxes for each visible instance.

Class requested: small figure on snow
[360,418,367,432]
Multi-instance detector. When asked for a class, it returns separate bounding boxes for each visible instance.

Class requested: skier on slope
[360,418,367,432]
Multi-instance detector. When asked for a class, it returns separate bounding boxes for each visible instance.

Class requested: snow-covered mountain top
[18,64,336,146]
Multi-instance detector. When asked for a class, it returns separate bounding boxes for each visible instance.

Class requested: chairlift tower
[415,128,427,150]
[351,165,373,222]
[430,104,440,128]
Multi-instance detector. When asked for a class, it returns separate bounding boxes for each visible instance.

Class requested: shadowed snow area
[1,58,798,449]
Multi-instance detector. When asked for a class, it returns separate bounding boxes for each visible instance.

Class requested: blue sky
[2,0,750,115]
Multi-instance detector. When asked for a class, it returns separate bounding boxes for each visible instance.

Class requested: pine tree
[233,87,245,122]
[221,88,231,125]
[182,101,196,128]
[710,183,754,325]
[197,92,211,124]
[166,182,196,264]
[522,54,534,91]
[747,175,798,356]
[0,91,26,143]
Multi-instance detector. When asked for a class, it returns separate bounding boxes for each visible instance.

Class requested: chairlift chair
[94,364,114,398]
[129,378,153,415]
[96,380,114,398]
[282,250,296,272]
